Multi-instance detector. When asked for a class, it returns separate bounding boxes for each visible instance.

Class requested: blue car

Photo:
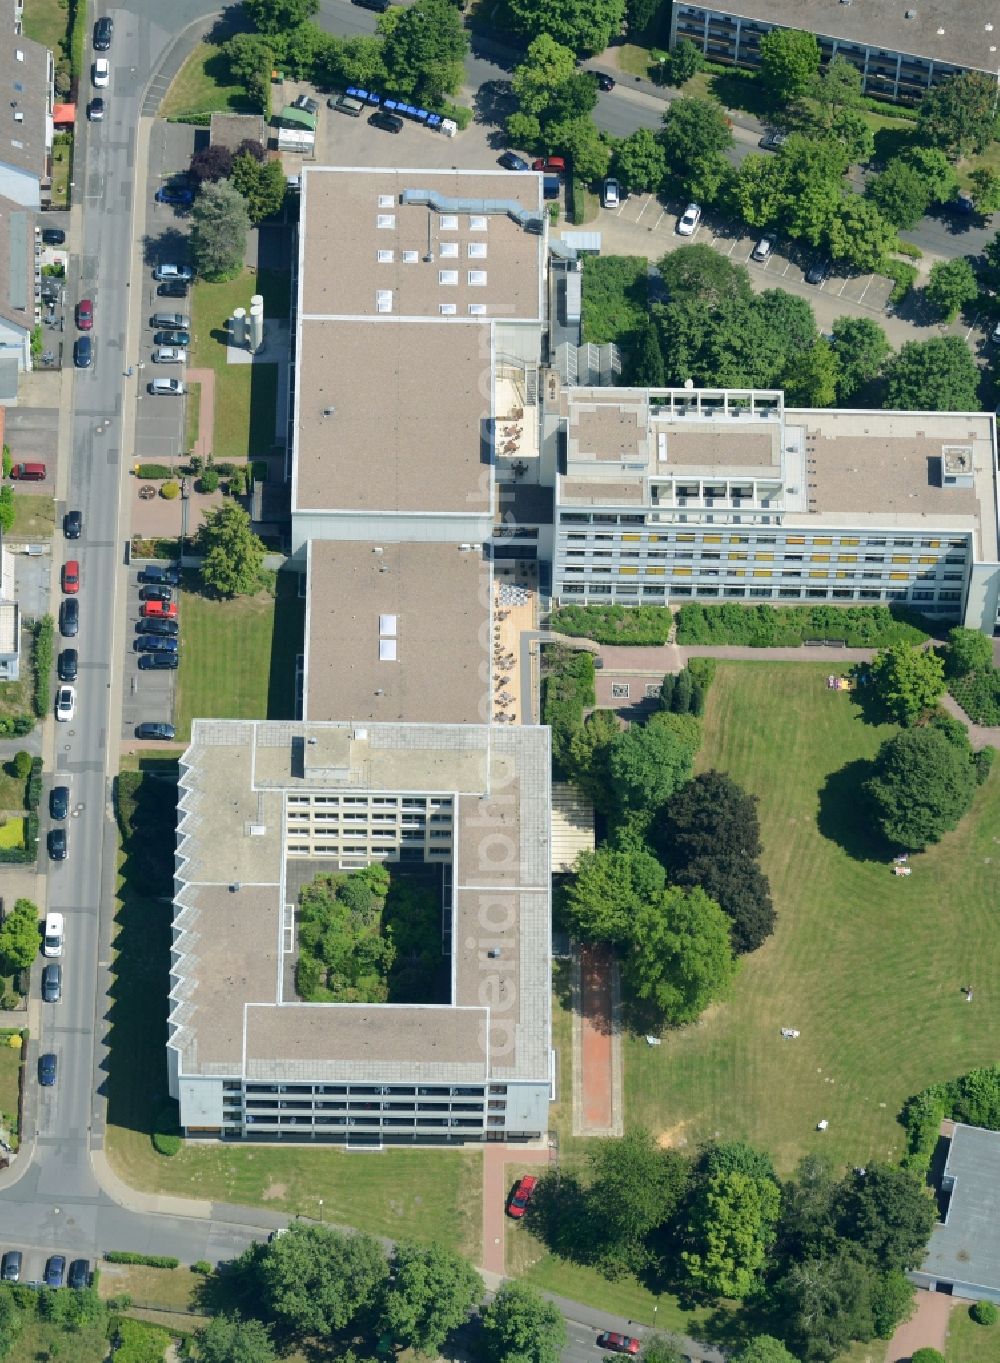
[45,1255,66,1288]
[39,1053,57,1086]
[134,635,179,653]
[155,184,194,206]
[73,335,92,368]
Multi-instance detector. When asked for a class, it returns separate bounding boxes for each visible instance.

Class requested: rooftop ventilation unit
[230,882,242,893]
[354,728,369,741]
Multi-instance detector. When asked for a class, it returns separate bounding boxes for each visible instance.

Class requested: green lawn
[0,660,31,720]
[0,1035,22,1144]
[50,133,72,209]
[174,569,303,740]
[185,380,201,454]
[20,0,68,52]
[160,40,258,119]
[6,1318,109,1363]
[947,1304,1000,1363]
[0,818,25,849]
[189,269,289,461]
[626,662,1000,1175]
[9,493,55,539]
[0,760,29,812]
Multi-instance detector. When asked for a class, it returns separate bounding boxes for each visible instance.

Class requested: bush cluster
[541,646,596,773]
[25,757,42,812]
[675,603,929,648]
[104,1251,180,1268]
[135,464,173,480]
[883,259,918,305]
[660,659,716,717]
[32,615,53,718]
[902,1065,1000,1172]
[550,604,672,646]
[950,669,1000,725]
[0,812,38,864]
[971,1300,999,1326]
[0,714,33,739]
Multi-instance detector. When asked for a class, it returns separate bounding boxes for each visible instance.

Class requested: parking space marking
[634,195,653,223]
[651,208,666,232]
[856,275,875,302]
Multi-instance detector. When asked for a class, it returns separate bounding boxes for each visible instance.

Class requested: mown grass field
[626,662,1000,1174]
[174,570,303,740]
[947,1304,1000,1363]
[159,40,257,119]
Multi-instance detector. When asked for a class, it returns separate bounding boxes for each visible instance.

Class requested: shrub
[911,1351,945,1363]
[567,177,587,226]
[675,603,928,648]
[550,603,672,645]
[198,468,220,494]
[11,752,30,780]
[191,1260,213,1275]
[883,258,917,305]
[974,746,996,785]
[541,645,596,774]
[0,812,38,863]
[950,669,1000,725]
[25,758,42,812]
[895,239,923,259]
[135,464,172,479]
[0,715,33,738]
[971,1300,999,1325]
[152,1130,182,1156]
[104,1252,181,1268]
[160,481,180,500]
[32,615,54,718]
[436,101,471,130]
[0,487,13,534]
[1,444,10,477]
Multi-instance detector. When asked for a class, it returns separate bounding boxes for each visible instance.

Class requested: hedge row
[32,615,53,718]
[902,1065,1000,1173]
[25,757,42,812]
[550,603,672,646]
[0,714,33,738]
[104,1252,180,1269]
[0,812,38,863]
[67,0,87,82]
[675,603,930,648]
[135,465,173,480]
[883,259,917,305]
[949,669,1000,726]
[541,646,595,772]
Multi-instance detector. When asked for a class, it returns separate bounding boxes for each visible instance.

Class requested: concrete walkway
[185,368,215,461]
[940,691,1000,750]
[886,1288,955,1361]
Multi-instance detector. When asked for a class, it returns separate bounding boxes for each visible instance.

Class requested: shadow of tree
[816,758,894,862]
[473,78,515,133]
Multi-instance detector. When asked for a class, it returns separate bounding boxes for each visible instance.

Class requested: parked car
[76,298,93,330]
[1,1253,21,1283]
[153,330,190,347]
[155,184,195,206]
[134,635,178,653]
[93,15,113,49]
[153,263,193,282]
[44,913,64,958]
[148,378,185,396]
[63,509,82,539]
[595,72,616,91]
[68,1260,90,1290]
[135,617,178,637]
[602,177,620,209]
[55,685,76,722]
[153,347,186,365]
[87,97,105,121]
[92,57,110,87]
[59,598,79,637]
[73,336,92,368]
[677,202,701,236]
[752,236,773,261]
[597,1335,641,1355]
[39,1053,57,1086]
[292,93,319,115]
[41,228,66,245]
[135,722,176,740]
[137,564,180,586]
[10,462,46,480]
[329,94,364,116]
[498,151,529,171]
[138,653,180,670]
[62,559,80,593]
[157,280,189,298]
[47,829,66,861]
[41,963,62,1003]
[369,110,403,134]
[58,648,78,681]
[507,1174,537,1218]
[531,156,566,174]
[759,128,787,151]
[50,786,69,820]
[805,257,831,285]
[352,0,391,10]
[45,1256,66,1288]
[150,311,189,329]
[141,600,177,619]
[139,585,172,603]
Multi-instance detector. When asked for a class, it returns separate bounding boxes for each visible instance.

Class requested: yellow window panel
[704,535,721,543]
[730,535,748,544]
[730,553,747,561]
[928,540,940,548]
[786,536,805,545]
[753,569,771,578]
[673,567,691,576]
[619,566,637,575]
[647,567,665,575]
[838,554,856,563]
[811,554,829,562]
[648,534,659,543]
[814,537,832,545]
[678,533,695,542]
[810,571,827,579]
[890,573,908,581]
[732,569,745,576]
[840,537,859,546]
[836,572,847,580]
[756,553,773,562]
[622,534,640,542]
[919,556,936,564]
[892,555,909,563]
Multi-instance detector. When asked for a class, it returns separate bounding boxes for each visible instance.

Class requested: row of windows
[561,584,964,604]
[562,550,965,567]
[242,1083,499,1096]
[558,519,967,551]
[561,567,965,583]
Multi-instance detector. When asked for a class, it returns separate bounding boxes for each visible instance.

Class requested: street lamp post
[318,1197,324,1224]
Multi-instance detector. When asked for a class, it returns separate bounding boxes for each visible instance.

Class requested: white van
[43,912,64,959]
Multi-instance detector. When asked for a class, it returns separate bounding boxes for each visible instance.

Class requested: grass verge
[99,1264,203,1312]
[174,569,303,740]
[0,1036,22,1143]
[20,0,68,52]
[947,1304,1000,1363]
[50,133,72,209]
[0,818,25,849]
[625,662,1000,1175]
[6,1318,108,1363]
[185,380,201,454]
[9,494,55,539]
[160,40,258,120]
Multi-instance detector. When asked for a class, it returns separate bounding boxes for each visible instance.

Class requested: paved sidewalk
[940,690,1000,750]
[481,1142,550,1276]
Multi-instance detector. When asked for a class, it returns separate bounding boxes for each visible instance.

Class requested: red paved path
[481,1144,550,1276]
[886,1289,954,1361]
[580,943,614,1131]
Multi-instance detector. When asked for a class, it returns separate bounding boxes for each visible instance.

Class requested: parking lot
[120,561,179,740]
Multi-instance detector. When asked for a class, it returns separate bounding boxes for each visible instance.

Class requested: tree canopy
[758,28,821,102]
[195,1314,277,1363]
[380,1242,482,1355]
[231,153,287,224]
[925,257,978,323]
[256,1225,389,1335]
[835,1164,936,1274]
[608,710,701,821]
[947,626,993,677]
[917,71,1000,159]
[0,898,40,974]
[561,846,666,945]
[660,97,734,200]
[865,723,977,850]
[882,336,980,411]
[612,128,668,194]
[733,1338,801,1363]
[829,316,890,405]
[868,645,945,725]
[682,1168,781,1298]
[587,1128,691,1275]
[190,179,250,281]
[498,0,625,56]
[480,1282,567,1363]
[624,884,737,1024]
[196,503,266,598]
[379,0,467,103]
[244,0,318,34]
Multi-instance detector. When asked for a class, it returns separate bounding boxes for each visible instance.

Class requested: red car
[141,599,178,619]
[62,560,79,594]
[76,298,93,331]
[531,156,566,174]
[597,1334,641,1355]
[507,1174,537,1219]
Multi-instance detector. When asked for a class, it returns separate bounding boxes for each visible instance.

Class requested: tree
[0,487,13,534]
[866,161,934,229]
[196,1314,277,1363]
[778,1247,877,1363]
[546,117,612,181]
[660,97,733,200]
[613,128,667,194]
[277,20,330,79]
[925,257,978,322]
[829,316,890,404]
[668,38,702,86]
[244,0,318,34]
[11,750,31,779]
[380,1243,482,1356]
[511,34,579,118]
[835,1164,936,1274]
[0,898,40,973]
[774,135,847,247]
[562,846,666,944]
[776,1155,838,1267]
[758,28,821,102]
[630,320,665,386]
[608,710,701,820]
[587,1129,690,1275]
[379,0,468,103]
[481,1282,566,1363]
[682,1169,780,1298]
[658,770,762,865]
[331,33,388,87]
[868,645,945,725]
[733,1338,801,1363]
[642,1337,685,1363]
[624,884,736,1024]
[678,859,774,955]
[189,144,234,185]
[781,340,838,407]
[871,1270,916,1338]
[567,707,620,811]
[911,1351,945,1363]
[499,0,626,56]
[947,626,993,677]
[865,724,977,850]
[732,153,786,229]
[190,179,250,281]
[231,154,287,224]
[883,336,980,411]
[970,167,1000,214]
[828,110,873,167]
[223,33,274,112]
[826,195,897,272]
[196,504,266,598]
[917,71,999,159]
[657,245,752,308]
[810,56,862,124]
[701,1139,778,1187]
[258,1225,388,1335]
